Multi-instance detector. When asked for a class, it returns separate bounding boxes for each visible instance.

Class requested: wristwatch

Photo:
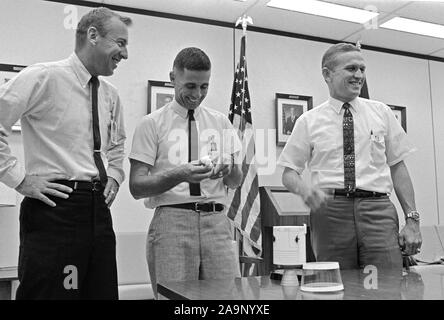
[406,210,420,222]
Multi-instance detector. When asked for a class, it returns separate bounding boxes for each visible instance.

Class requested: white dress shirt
[278,96,416,194]
[0,53,126,188]
[129,100,241,208]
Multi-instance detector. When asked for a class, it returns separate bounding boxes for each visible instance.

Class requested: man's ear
[87,26,99,46]
[322,67,331,83]
[169,71,175,84]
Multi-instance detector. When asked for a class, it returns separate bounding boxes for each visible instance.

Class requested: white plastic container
[273,225,307,266]
[300,262,344,292]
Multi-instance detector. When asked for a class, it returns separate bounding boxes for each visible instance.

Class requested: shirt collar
[68,53,95,89]
[328,96,360,114]
[171,99,201,119]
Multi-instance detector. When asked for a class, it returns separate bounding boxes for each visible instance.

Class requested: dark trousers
[16,188,118,300]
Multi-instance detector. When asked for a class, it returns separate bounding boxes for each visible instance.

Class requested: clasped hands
[184,154,233,183]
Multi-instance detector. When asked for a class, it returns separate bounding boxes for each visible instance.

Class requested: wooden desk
[158,267,444,300]
[0,267,18,300]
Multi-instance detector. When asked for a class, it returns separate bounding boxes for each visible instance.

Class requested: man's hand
[399,220,422,256]
[15,174,73,207]
[182,161,213,183]
[104,177,120,208]
[209,154,233,180]
[301,187,329,211]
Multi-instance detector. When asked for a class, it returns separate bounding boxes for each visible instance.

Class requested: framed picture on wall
[0,64,26,132]
[147,80,175,114]
[275,93,313,146]
[388,105,407,132]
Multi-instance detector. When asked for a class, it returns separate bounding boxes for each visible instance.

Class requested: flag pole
[234,15,253,136]
[229,14,262,260]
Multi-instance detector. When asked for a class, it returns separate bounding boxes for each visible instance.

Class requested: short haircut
[173,47,211,72]
[75,7,132,50]
[321,43,361,70]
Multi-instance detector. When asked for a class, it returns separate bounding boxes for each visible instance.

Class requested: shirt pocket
[99,97,114,147]
[109,101,118,145]
[370,131,387,165]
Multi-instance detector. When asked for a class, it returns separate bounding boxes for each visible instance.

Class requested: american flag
[360,78,369,99]
[227,35,262,256]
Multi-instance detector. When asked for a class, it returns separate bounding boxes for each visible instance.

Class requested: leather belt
[334,188,387,198]
[161,202,225,212]
[54,180,104,192]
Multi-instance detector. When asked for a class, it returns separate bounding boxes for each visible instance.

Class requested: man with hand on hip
[0,7,131,299]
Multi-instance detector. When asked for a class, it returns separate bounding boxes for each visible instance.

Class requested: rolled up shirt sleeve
[129,116,158,166]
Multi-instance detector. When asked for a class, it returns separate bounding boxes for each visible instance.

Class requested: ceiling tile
[81,0,444,59]
[394,1,444,25]
[344,25,444,56]
[248,4,365,40]
[324,0,412,13]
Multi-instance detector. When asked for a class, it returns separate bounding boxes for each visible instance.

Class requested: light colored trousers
[310,196,403,271]
[147,206,240,299]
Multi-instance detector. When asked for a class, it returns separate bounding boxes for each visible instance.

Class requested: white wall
[364,51,438,226]
[1,0,443,267]
[430,61,444,225]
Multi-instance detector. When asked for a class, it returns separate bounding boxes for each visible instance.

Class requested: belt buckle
[92,180,102,191]
[345,187,354,198]
[194,203,201,212]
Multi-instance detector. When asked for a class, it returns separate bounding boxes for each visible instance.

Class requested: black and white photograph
[1,0,444,307]
[147,80,175,114]
[389,104,407,132]
[276,93,312,146]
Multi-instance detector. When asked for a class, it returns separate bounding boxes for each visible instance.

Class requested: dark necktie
[90,76,107,187]
[343,102,355,192]
[188,109,201,196]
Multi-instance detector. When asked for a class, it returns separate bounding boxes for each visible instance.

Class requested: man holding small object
[279,43,422,270]
[129,47,243,299]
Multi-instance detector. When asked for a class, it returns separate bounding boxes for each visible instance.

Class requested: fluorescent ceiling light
[380,17,444,39]
[267,0,379,24]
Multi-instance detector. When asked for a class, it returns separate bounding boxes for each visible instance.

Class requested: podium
[260,186,315,275]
